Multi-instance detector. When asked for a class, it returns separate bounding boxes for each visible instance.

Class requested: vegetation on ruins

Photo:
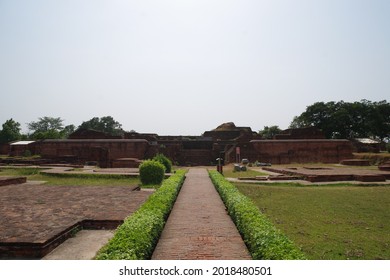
[78,116,124,136]
[236,182,390,260]
[152,153,173,173]
[209,170,306,260]
[290,99,390,141]
[139,160,166,185]
[258,125,282,139]
[95,170,186,260]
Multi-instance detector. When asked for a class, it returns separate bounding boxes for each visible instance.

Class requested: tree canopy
[27,116,67,140]
[78,116,124,136]
[0,119,22,144]
[258,125,282,139]
[290,100,390,141]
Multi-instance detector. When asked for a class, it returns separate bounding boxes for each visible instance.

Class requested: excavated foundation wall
[248,140,353,164]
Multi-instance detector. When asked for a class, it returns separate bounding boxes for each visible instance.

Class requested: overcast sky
[1,0,389,135]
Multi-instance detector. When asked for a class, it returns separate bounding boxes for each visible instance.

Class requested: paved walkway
[152,168,251,260]
[42,230,114,260]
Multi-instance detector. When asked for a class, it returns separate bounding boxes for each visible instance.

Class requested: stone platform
[0,183,151,259]
[379,164,390,171]
[262,166,390,183]
[340,159,371,166]
[0,176,27,186]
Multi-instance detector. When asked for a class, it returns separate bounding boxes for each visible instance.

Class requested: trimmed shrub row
[95,170,186,260]
[209,170,306,260]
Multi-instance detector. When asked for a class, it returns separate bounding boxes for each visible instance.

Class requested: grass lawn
[222,167,269,178]
[0,167,140,186]
[236,182,390,260]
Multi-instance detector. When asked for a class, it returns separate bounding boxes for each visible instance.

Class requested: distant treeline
[1,100,390,145]
[289,100,389,140]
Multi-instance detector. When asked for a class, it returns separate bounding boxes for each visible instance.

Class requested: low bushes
[209,170,306,260]
[95,170,186,260]
[153,153,172,173]
[139,160,166,185]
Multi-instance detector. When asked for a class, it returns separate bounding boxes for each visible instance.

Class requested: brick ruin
[274,127,326,139]
[33,139,151,168]
[248,139,353,164]
[3,123,354,167]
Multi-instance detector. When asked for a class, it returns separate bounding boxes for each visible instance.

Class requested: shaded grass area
[235,183,390,260]
[0,167,140,186]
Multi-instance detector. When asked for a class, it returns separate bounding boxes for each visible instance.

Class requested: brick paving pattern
[152,168,251,260]
[0,184,151,244]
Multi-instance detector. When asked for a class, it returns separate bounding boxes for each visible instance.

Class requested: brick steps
[0,220,122,260]
[0,176,27,186]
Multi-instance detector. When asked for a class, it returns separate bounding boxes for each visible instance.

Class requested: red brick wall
[28,138,354,166]
[248,140,353,164]
[36,139,149,165]
[0,144,9,155]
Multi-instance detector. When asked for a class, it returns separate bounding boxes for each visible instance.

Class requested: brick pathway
[152,168,251,260]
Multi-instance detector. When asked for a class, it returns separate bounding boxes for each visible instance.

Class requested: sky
[0,0,389,135]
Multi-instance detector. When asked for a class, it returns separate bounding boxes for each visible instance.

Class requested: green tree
[78,116,123,136]
[290,100,390,140]
[289,116,306,129]
[61,124,76,138]
[367,100,390,141]
[0,119,22,144]
[292,101,337,138]
[27,116,64,140]
[258,126,282,139]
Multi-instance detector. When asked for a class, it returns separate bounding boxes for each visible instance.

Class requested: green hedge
[153,153,173,173]
[139,159,166,185]
[209,170,306,260]
[95,170,186,260]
